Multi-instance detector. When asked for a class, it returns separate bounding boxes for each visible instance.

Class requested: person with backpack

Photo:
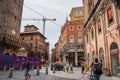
[93,58,103,80]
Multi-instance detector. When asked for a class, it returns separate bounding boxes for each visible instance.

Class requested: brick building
[20,25,49,61]
[0,0,26,55]
[83,0,120,76]
[57,7,85,66]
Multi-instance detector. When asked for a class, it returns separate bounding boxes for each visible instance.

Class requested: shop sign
[110,49,119,54]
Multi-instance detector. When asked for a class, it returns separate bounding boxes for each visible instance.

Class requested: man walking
[24,60,31,79]
[93,58,103,80]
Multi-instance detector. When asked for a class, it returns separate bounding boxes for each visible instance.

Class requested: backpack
[94,63,103,75]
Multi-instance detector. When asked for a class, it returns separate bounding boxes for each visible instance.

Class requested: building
[0,0,26,54]
[83,0,120,76]
[51,48,56,63]
[20,25,47,60]
[57,7,85,66]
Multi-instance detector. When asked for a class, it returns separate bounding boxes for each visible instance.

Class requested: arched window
[98,19,102,33]
[87,34,88,43]
[107,6,113,24]
[91,28,94,39]
[78,35,82,43]
[70,35,74,43]
[88,0,94,14]
[69,26,74,31]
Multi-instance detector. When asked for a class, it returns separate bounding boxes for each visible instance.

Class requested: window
[22,37,24,40]
[91,28,94,39]
[74,10,79,16]
[78,26,81,30]
[69,26,74,31]
[79,10,83,15]
[107,6,113,25]
[98,19,101,33]
[87,34,88,43]
[31,37,33,40]
[78,35,82,43]
[88,0,94,14]
[70,35,74,43]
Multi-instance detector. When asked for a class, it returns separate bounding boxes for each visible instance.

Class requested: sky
[21,0,83,52]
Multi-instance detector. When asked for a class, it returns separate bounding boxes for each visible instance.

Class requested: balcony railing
[0,33,30,50]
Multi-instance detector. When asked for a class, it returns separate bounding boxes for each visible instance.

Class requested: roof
[24,25,39,30]
[20,31,47,39]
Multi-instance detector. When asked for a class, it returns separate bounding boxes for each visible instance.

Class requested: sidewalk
[40,67,120,80]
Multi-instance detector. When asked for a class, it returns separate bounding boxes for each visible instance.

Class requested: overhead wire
[26,0,69,16]
[23,1,64,27]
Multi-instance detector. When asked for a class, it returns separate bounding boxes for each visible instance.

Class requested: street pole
[42,18,56,36]
[42,18,46,36]
[8,67,13,78]
[36,66,40,76]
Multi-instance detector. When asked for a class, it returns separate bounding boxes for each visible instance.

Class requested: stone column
[63,53,66,64]
[75,52,78,66]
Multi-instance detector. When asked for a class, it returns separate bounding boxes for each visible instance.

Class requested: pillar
[75,52,78,66]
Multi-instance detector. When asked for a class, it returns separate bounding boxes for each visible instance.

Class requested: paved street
[0,67,119,80]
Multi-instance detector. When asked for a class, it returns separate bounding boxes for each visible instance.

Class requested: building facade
[20,25,47,60]
[0,0,26,54]
[83,0,120,76]
[57,7,85,66]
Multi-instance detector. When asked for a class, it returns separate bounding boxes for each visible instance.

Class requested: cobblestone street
[0,67,119,80]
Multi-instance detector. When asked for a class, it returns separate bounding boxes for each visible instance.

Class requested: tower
[0,0,24,38]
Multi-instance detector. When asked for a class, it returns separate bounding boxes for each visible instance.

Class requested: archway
[99,48,104,67]
[110,42,119,76]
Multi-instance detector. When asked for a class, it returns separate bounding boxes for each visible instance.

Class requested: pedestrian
[70,63,73,73]
[84,62,89,72]
[68,64,70,73]
[66,63,69,73]
[24,60,31,79]
[81,62,84,74]
[93,58,103,80]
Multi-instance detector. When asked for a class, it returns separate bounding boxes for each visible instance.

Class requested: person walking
[24,60,31,79]
[93,58,103,80]
[81,62,84,74]
[70,63,73,73]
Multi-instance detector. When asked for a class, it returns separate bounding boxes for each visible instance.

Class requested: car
[51,62,64,71]
[54,61,64,71]
[55,63,63,71]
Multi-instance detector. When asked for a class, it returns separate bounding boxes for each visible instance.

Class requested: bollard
[53,67,55,74]
[63,66,65,72]
[8,67,13,78]
[4,65,6,71]
[46,67,48,74]
[36,66,39,76]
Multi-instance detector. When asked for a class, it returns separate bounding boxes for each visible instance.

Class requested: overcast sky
[21,0,83,52]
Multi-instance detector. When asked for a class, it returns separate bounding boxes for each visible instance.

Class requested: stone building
[20,25,47,59]
[57,7,85,66]
[0,0,25,54]
[83,0,120,76]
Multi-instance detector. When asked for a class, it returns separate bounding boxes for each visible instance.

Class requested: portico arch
[110,42,119,76]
